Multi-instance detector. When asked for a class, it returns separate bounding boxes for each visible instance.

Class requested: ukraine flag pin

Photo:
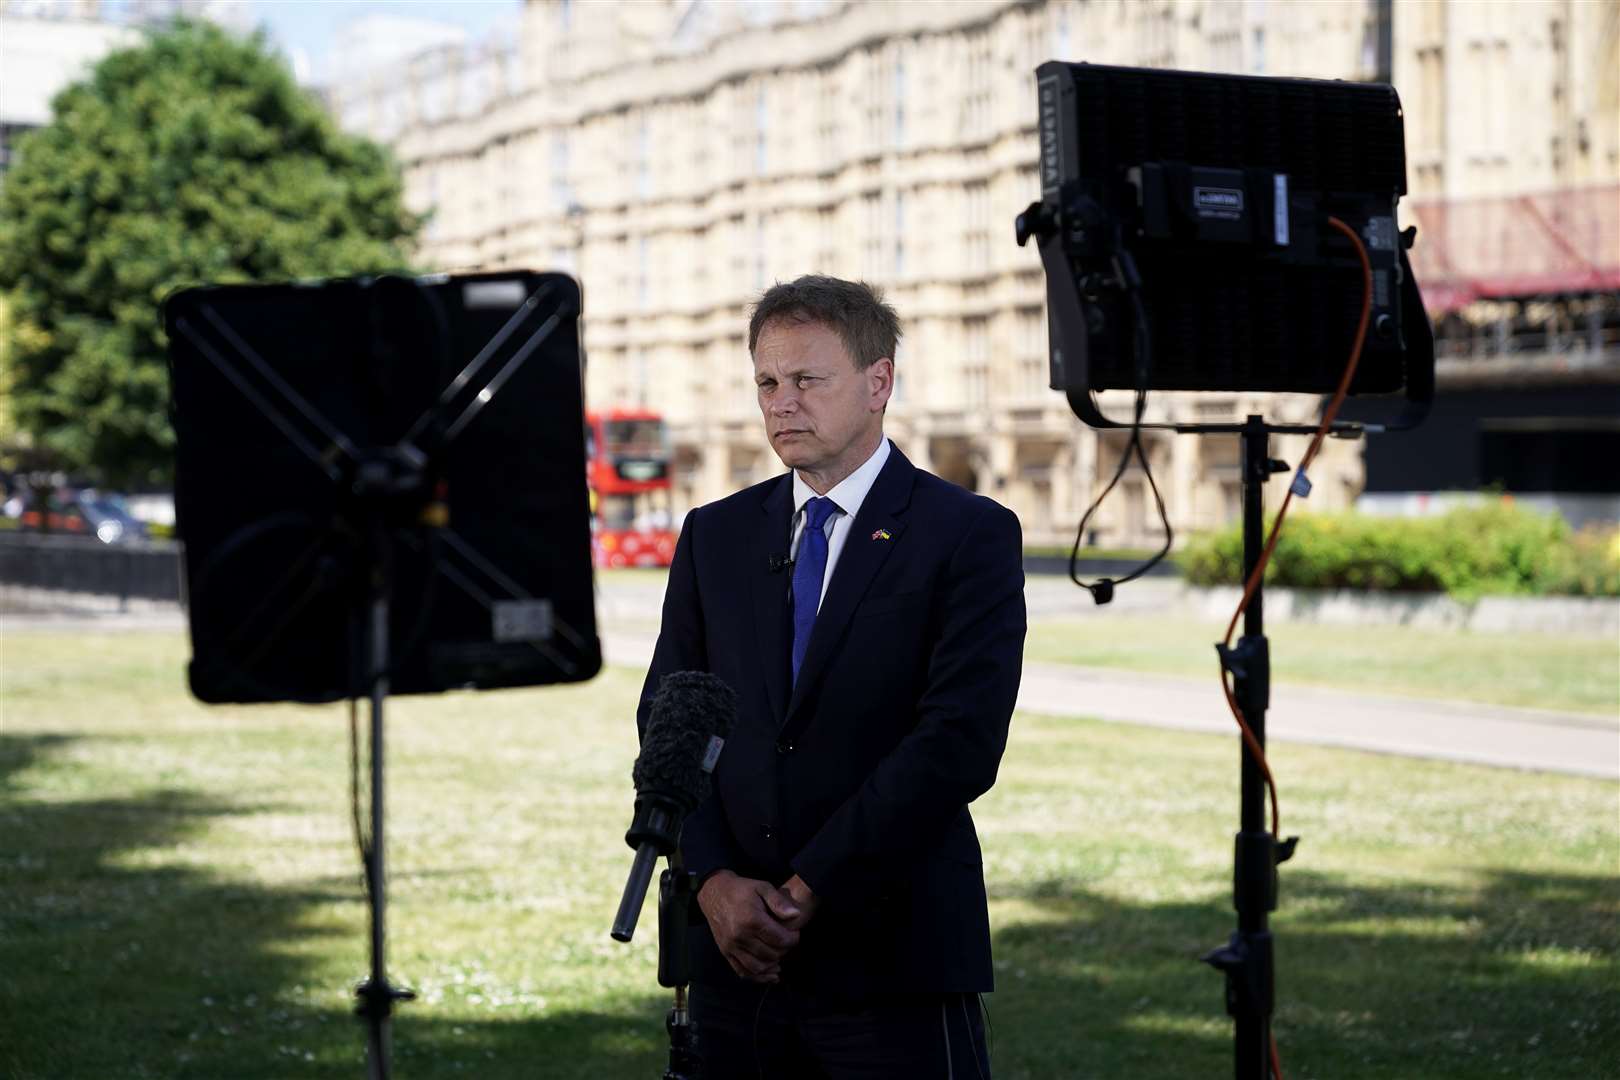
[871,529,892,541]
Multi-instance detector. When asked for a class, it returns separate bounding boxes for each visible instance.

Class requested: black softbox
[165,271,601,704]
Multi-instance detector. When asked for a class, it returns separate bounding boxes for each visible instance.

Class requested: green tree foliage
[0,20,420,488]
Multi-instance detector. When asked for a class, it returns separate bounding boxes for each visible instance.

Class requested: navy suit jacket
[635,445,1026,996]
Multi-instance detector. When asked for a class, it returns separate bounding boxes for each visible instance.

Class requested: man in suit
[636,275,1025,1077]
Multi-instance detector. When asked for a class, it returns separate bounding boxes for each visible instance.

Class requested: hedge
[1181,502,1620,599]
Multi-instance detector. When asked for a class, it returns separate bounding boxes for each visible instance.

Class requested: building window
[817,205,838,274]
[864,47,885,152]
[636,115,651,199]
[964,316,990,407]
[1018,305,1046,397]
[638,236,650,309]
[754,214,767,289]
[965,180,990,274]
[816,67,839,169]
[728,214,748,293]
[963,31,993,140]
[893,52,907,148]
[893,190,907,277]
[550,132,570,211]
[754,86,769,175]
[862,192,884,279]
[633,349,649,407]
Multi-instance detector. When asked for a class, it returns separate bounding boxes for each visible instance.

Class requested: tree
[0,20,421,489]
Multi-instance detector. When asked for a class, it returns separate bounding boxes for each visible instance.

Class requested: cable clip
[1288,469,1312,498]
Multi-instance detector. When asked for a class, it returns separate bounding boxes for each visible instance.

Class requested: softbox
[165,271,601,704]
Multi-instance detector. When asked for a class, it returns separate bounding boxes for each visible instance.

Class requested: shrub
[1550,525,1620,597]
[1182,501,1617,598]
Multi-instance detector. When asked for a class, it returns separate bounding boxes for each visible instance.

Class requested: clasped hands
[696,870,819,984]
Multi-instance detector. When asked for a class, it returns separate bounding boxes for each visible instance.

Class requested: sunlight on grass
[1025,615,1620,716]
[2,631,1616,1079]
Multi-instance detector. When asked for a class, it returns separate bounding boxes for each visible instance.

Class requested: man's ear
[868,357,894,412]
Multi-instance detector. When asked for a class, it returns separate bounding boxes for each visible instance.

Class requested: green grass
[2,632,1617,1079]
[1026,616,1620,717]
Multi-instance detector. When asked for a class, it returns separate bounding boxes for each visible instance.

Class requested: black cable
[752,984,773,1080]
[349,695,374,900]
[979,993,993,1061]
[1067,263,1173,604]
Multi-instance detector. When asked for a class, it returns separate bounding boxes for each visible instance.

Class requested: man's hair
[748,275,903,370]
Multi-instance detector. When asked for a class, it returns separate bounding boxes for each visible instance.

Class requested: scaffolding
[1404,185,1619,372]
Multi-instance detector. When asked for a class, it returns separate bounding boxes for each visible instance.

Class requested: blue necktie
[791,496,837,686]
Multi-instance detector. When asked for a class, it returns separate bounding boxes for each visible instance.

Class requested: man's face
[753,318,893,480]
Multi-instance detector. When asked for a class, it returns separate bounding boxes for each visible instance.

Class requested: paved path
[599,626,1618,782]
[1015,660,1618,780]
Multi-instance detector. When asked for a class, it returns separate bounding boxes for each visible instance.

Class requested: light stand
[1198,415,1299,1078]
[166,271,602,1080]
[1016,60,1435,1079]
[352,455,422,1080]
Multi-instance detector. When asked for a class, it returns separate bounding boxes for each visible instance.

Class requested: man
[636,275,1025,1077]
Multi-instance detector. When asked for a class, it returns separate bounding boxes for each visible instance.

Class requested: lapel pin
[871,529,892,541]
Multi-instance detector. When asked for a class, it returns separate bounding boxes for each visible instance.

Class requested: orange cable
[1219,215,1372,839]
[1221,215,1371,1080]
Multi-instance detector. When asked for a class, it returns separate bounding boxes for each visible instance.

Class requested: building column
[699,433,730,507]
[902,415,933,473]
[973,430,1017,499]
[1171,433,1198,540]
[1072,427,1098,537]
[1052,438,1077,532]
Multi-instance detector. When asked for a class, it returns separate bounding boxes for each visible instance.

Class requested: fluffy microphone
[610,671,737,942]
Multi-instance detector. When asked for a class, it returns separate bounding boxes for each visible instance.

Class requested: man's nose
[770,389,799,415]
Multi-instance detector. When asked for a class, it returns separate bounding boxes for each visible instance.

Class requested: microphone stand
[657,852,702,1080]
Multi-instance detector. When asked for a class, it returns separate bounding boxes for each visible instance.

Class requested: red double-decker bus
[586,409,677,568]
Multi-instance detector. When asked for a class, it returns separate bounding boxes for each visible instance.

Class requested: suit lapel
[751,474,795,724]
[783,448,916,727]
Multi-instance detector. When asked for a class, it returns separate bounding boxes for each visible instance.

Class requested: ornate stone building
[330,0,1618,545]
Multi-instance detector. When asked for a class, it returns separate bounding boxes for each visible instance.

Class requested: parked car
[13,489,148,544]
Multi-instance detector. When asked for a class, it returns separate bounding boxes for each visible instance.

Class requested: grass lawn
[1025,615,1620,717]
[2,631,1616,1079]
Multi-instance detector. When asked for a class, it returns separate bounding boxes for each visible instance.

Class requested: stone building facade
[330,0,1618,546]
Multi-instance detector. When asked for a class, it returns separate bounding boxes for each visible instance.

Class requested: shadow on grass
[986,868,1619,1080]
[5,727,1613,1079]
[0,732,75,791]
[0,734,669,1080]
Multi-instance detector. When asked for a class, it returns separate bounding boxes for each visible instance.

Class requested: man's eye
[796,376,816,389]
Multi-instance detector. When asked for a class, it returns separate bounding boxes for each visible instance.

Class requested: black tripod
[1191,414,1311,1079]
[350,452,430,1080]
[166,272,593,1080]
[1073,408,1333,1078]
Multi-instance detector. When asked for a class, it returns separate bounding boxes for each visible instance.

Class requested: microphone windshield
[633,672,737,812]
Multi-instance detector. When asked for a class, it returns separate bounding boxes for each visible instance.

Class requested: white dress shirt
[788,437,892,613]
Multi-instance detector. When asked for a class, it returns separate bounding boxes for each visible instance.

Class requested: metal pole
[365,553,393,1080]
[1236,414,1272,1079]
